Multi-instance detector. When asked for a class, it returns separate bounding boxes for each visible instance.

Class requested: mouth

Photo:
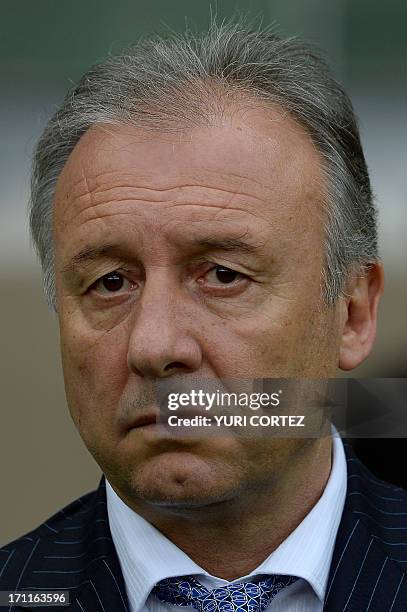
[129,412,159,429]
[127,407,214,444]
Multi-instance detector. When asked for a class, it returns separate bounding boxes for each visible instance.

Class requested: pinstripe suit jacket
[1,440,407,612]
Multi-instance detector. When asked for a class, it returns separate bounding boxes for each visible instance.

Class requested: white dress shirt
[106,428,347,612]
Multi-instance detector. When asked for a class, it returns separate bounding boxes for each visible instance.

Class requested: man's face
[54,106,341,509]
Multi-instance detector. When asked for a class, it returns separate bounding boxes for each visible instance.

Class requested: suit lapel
[63,477,130,612]
[10,476,129,612]
[66,555,129,612]
[323,441,407,611]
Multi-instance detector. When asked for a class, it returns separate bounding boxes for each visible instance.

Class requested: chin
[123,452,239,509]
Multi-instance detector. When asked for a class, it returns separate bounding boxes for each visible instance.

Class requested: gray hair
[29,18,379,310]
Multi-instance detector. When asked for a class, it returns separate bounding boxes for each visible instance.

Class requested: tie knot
[152,574,298,612]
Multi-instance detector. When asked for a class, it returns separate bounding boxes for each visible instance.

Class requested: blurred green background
[1,0,406,545]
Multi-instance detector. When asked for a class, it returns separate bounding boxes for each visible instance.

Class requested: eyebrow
[62,237,262,275]
[61,244,121,274]
[194,237,261,254]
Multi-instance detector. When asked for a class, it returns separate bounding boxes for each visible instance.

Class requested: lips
[128,408,210,432]
[129,413,158,429]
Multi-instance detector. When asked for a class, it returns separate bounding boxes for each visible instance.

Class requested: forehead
[54,104,325,250]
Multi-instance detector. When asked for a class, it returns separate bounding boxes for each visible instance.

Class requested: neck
[117,437,332,581]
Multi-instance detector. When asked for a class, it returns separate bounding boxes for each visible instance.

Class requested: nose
[127,272,203,378]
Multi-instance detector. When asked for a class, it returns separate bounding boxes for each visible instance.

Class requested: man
[1,19,406,612]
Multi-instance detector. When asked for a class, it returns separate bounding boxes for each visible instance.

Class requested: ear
[339,263,384,371]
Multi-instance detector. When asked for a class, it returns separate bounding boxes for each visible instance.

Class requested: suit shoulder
[344,439,407,501]
[0,484,99,589]
[343,440,407,567]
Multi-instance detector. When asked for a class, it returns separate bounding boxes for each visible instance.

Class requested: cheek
[60,316,130,430]
[208,298,333,378]
[199,317,290,379]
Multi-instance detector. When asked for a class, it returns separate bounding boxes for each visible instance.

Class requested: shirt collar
[106,425,346,611]
[249,427,347,601]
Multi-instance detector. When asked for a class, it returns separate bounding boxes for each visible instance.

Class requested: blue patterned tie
[152,574,298,612]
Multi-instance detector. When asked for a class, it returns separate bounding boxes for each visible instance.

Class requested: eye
[92,271,133,295]
[205,265,245,284]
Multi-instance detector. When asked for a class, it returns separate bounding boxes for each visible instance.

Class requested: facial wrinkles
[63,270,320,390]
[56,167,275,282]
[56,119,327,337]
[55,115,323,230]
[56,178,319,292]
[57,202,324,361]
[59,177,273,235]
